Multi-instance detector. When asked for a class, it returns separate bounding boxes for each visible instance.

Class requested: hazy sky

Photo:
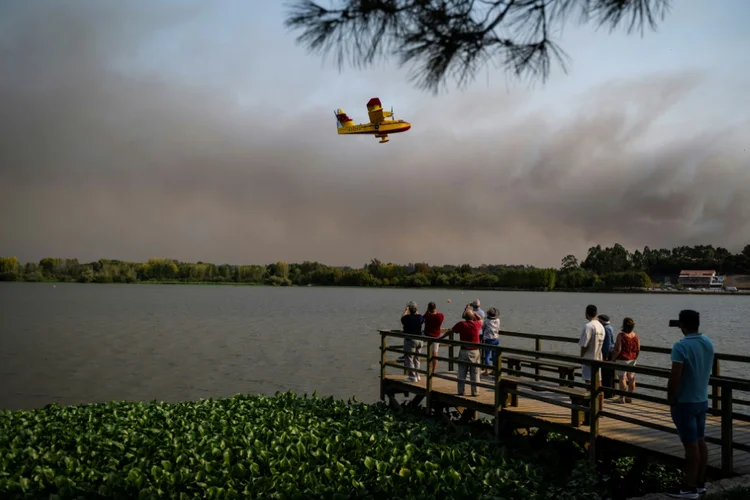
[1,0,749,268]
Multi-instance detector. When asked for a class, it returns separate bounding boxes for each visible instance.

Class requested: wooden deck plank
[383,371,750,475]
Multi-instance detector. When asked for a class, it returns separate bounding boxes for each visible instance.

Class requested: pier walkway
[378,329,750,478]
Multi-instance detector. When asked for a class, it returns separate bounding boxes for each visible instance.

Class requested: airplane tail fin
[334,108,354,129]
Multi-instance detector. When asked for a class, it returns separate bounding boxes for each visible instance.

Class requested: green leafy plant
[0,392,705,499]
[1,392,605,499]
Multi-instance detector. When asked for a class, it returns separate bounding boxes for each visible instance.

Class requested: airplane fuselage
[336,120,411,135]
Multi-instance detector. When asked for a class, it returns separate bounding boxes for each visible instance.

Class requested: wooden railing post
[534,338,542,382]
[721,385,733,476]
[449,331,455,372]
[493,346,503,438]
[712,358,721,411]
[588,364,600,463]
[402,334,408,375]
[425,340,434,414]
[380,333,387,401]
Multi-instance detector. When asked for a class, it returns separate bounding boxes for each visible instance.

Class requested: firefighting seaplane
[334,97,411,144]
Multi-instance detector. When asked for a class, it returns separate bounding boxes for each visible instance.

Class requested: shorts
[430,341,440,355]
[670,401,708,444]
[616,359,637,378]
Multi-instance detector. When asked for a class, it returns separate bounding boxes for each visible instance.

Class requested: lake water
[1,283,748,411]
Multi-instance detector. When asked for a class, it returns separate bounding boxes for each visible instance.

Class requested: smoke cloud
[1,1,748,268]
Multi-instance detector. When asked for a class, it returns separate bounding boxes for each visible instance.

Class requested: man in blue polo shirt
[666,309,714,499]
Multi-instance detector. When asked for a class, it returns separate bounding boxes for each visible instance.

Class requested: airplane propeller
[390,106,395,120]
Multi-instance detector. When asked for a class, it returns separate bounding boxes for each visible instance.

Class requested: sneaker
[404,377,417,383]
[666,486,699,499]
[697,484,707,495]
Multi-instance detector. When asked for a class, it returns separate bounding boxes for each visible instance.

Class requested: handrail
[494,329,750,363]
[378,329,750,476]
[380,327,750,363]
[382,327,750,411]
[380,330,750,391]
[488,329,749,412]
[383,333,750,415]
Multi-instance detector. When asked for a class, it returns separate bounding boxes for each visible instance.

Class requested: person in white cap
[470,299,486,363]
[470,299,486,320]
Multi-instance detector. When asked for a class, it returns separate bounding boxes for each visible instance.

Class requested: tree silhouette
[283,0,671,94]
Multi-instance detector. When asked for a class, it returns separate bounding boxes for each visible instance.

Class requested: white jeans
[403,338,423,378]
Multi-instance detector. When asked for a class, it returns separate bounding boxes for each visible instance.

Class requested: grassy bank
[0,392,683,499]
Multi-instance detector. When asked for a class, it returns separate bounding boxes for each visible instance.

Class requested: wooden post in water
[588,364,600,463]
[449,331,455,372]
[721,386,733,476]
[534,338,542,382]
[712,359,721,411]
[425,340,434,414]
[380,333,387,401]
[493,345,503,438]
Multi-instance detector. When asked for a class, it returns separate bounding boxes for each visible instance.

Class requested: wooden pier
[378,329,750,478]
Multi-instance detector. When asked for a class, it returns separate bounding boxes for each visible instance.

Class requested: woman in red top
[423,302,445,375]
[611,317,640,403]
[439,304,483,396]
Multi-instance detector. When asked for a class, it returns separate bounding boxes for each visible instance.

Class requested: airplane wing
[366,97,385,124]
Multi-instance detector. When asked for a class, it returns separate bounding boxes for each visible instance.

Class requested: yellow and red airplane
[334,97,411,144]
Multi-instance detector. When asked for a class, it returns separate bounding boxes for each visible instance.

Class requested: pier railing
[435,328,750,414]
[490,329,750,412]
[378,329,750,476]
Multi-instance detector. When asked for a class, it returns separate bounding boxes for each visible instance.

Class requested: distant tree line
[1,244,749,290]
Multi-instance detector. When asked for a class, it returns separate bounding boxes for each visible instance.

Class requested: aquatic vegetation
[0,392,603,499]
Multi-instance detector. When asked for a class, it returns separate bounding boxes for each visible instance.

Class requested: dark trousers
[601,352,615,398]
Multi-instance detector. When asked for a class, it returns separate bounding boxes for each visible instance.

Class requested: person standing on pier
[423,302,445,376]
[598,314,616,398]
[481,307,501,376]
[470,299,485,320]
[439,304,483,396]
[611,317,640,404]
[579,304,606,408]
[470,299,486,363]
[666,309,714,499]
[401,301,424,383]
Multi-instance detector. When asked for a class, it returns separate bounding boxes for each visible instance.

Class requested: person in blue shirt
[666,309,714,499]
[470,299,485,320]
[400,301,424,383]
[598,314,615,398]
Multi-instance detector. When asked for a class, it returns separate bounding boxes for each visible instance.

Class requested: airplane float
[334,97,411,144]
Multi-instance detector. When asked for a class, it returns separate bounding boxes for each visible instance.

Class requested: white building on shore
[677,270,726,289]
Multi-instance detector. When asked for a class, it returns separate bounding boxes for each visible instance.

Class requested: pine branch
[283,0,672,94]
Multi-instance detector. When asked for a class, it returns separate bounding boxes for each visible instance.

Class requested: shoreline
[4,280,748,295]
